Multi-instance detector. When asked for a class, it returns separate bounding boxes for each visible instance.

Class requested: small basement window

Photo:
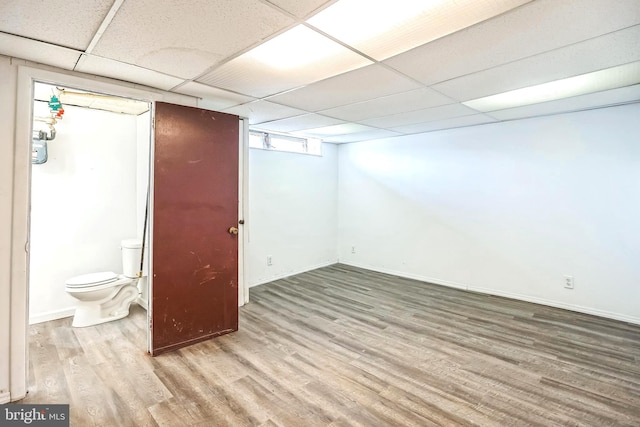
[249,130,322,156]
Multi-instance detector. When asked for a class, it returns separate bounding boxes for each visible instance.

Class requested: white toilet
[65,239,144,327]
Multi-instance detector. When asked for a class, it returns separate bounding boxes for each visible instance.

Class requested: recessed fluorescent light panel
[307,0,531,60]
[198,25,371,97]
[246,25,350,70]
[463,62,640,112]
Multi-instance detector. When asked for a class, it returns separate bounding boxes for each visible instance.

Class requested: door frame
[9,65,248,401]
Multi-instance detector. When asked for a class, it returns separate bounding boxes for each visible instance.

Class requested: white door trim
[238,117,250,306]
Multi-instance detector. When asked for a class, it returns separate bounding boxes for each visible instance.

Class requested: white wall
[338,103,640,324]
[29,103,139,323]
[246,145,339,286]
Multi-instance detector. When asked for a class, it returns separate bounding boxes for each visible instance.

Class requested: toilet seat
[66,271,118,288]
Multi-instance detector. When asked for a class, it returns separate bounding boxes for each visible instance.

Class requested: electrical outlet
[564,275,574,289]
[351,246,356,254]
[267,256,273,266]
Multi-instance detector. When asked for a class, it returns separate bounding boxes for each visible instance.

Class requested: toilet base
[71,283,139,328]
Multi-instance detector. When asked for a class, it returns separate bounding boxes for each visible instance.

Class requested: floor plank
[20,264,640,426]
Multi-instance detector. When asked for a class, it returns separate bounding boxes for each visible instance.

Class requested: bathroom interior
[29,82,152,341]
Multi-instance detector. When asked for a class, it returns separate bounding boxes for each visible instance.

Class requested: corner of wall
[335,105,640,325]
[246,143,341,287]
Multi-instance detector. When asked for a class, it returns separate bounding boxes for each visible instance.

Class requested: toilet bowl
[66,239,144,327]
[65,271,139,327]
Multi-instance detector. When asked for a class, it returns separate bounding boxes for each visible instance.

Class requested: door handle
[228,226,239,235]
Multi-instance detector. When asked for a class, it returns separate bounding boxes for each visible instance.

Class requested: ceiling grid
[0,0,638,143]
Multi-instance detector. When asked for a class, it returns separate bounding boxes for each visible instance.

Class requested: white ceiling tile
[267,64,420,111]
[91,0,295,79]
[197,98,251,112]
[296,123,388,142]
[307,0,531,61]
[298,127,403,143]
[0,33,81,70]
[175,82,255,110]
[391,114,498,134]
[433,26,640,102]
[222,100,308,124]
[255,113,343,133]
[0,0,113,50]
[319,88,454,122]
[3,0,635,138]
[198,25,372,97]
[267,0,333,18]
[486,85,640,121]
[75,55,186,91]
[296,123,373,136]
[360,103,477,128]
[385,0,640,85]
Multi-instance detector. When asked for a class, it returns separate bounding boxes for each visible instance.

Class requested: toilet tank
[121,239,143,278]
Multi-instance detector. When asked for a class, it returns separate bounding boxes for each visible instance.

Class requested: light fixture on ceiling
[200,24,372,97]
[246,25,353,70]
[307,0,530,60]
[309,0,446,43]
[463,62,640,113]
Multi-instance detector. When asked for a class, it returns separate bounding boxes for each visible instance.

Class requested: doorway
[10,65,248,401]
[28,82,152,348]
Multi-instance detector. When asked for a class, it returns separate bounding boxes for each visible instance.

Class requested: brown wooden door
[151,102,239,355]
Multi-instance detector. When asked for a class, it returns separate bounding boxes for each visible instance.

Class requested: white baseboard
[29,307,75,325]
[0,391,10,404]
[249,260,338,288]
[469,285,640,325]
[136,297,148,310]
[340,261,640,326]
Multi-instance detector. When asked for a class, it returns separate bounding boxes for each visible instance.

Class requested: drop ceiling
[1,0,639,143]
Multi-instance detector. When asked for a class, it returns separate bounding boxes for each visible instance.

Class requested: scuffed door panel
[152,102,239,355]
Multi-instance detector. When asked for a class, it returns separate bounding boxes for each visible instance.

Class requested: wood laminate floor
[20,264,640,426]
